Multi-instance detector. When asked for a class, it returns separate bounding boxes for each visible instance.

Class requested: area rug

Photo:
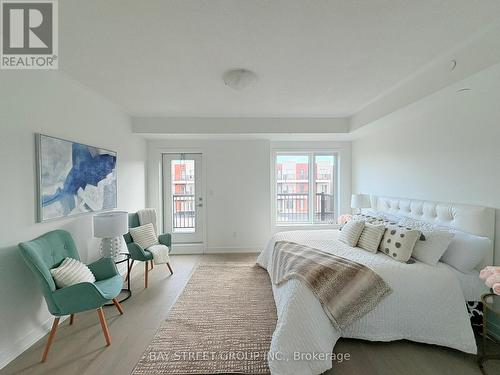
[132,263,277,374]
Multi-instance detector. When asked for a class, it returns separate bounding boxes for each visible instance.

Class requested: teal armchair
[19,230,124,362]
[124,213,173,288]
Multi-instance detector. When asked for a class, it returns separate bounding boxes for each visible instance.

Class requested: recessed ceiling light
[223,69,257,90]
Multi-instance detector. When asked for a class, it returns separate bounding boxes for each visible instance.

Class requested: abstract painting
[36,134,117,222]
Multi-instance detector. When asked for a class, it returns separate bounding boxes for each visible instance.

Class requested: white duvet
[257,230,476,375]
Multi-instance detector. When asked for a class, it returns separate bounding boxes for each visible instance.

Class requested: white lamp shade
[351,194,371,209]
[93,211,129,238]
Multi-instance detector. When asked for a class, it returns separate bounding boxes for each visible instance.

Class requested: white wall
[352,63,500,264]
[0,71,147,368]
[147,139,351,253]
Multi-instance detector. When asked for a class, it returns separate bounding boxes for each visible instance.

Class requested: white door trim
[148,146,207,254]
[162,153,204,244]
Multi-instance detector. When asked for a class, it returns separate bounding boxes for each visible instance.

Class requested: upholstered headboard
[370,195,496,266]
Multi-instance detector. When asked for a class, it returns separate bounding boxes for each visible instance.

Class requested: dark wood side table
[104,253,132,306]
[478,293,500,374]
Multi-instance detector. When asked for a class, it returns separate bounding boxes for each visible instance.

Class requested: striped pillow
[338,220,365,247]
[129,223,159,250]
[50,257,96,289]
[357,223,386,253]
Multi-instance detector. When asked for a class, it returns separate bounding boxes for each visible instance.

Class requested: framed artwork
[36,134,117,222]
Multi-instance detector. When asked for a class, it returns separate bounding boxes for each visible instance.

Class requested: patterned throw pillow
[339,220,365,247]
[129,223,159,249]
[50,257,96,289]
[379,225,421,263]
[353,213,399,226]
[357,223,386,253]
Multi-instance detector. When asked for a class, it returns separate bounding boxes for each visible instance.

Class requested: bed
[257,195,495,375]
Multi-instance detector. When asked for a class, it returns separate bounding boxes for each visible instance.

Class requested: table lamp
[93,211,129,259]
[351,194,371,214]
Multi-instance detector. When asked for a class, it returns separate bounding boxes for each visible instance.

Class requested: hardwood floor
[1,253,498,375]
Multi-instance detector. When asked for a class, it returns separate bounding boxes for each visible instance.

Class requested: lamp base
[100,237,122,259]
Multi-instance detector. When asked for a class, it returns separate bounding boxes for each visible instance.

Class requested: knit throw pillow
[129,223,159,250]
[50,257,96,289]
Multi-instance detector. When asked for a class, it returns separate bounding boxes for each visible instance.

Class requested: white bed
[257,196,495,375]
[445,265,489,301]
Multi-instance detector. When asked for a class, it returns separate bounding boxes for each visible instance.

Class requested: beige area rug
[132,263,277,374]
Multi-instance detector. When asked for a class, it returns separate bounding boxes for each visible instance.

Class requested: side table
[478,293,500,374]
[104,253,132,306]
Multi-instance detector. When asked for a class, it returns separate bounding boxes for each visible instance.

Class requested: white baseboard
[169,244,262,255]
[205,246,262,254]
[0,314,68,370]
[170,243,204,254]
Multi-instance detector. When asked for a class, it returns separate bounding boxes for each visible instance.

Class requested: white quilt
[257,230,476,375]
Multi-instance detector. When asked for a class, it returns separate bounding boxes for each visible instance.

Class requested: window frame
[272,150,338,227]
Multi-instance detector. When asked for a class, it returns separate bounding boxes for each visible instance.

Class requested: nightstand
[478,293,500,374]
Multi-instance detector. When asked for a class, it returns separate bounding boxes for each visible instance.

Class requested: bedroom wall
[0,71,147,368]
[147,139,351,253]
[352,63,500,264]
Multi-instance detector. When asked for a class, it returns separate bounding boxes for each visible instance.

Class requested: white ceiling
[60,0,500,117]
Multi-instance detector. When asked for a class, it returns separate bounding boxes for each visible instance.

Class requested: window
[275,152,336,225]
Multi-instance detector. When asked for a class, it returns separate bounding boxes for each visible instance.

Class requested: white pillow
[398,217,454,266]
[412,230,455,266]
[357,223,386,253]
[129,223,159,249]
[339,220,365,247]
[50,257,96,289]
[440,231,491,272]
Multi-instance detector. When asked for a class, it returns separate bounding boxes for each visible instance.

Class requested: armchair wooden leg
[97,308,111,346]
[150,260,154,269]
[145,262,149,288]
[41,317,60,362]
[69,314,75,325]
[167,262,173,275]
[112,298,124,315]
[125,259,135,281]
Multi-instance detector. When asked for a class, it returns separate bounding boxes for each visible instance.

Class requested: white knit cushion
[357,223,386,253]
[129,223,159,249]
[50,257,96,289]
[338,220,365,247]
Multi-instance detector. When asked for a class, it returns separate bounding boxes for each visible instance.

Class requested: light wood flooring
[1,253,499,375]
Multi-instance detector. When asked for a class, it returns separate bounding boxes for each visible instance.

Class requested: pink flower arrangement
[337,214,352,225]
[479,266,500,295]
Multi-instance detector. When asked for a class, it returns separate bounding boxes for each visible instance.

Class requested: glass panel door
[163,153,203,244]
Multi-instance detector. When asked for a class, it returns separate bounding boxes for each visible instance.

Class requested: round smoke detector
[223,69,257,90]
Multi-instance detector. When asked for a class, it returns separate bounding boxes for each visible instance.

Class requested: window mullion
[309,153,314,224]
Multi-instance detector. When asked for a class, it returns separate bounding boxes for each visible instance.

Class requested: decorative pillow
[353,213,399,227]
[440,231,491,272]
[412,230,454,266]
[338,220,365,247]
[129,223,159,249]
[398,217,434,232]
[50,257,96,289]
[379,226,421,263]
[357,223,386,253]
[398,217,454,266]
[364,210,402,224]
